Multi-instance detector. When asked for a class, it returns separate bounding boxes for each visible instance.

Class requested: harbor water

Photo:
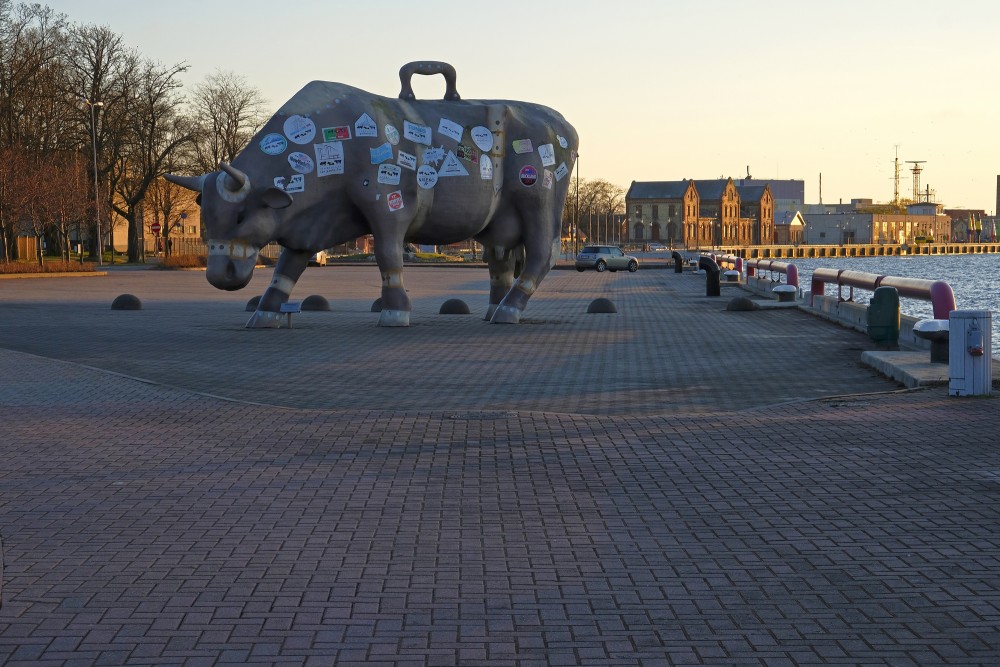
[788,253,999,352]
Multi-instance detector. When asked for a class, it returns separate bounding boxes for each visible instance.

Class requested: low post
[671,251,683,273]
[698,256,720,297]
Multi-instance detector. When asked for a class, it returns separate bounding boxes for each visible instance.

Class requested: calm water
[787,254,1000,347]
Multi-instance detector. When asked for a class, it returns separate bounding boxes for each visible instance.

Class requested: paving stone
[0,267,999,664]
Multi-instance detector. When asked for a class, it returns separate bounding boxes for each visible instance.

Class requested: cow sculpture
[166,62,579,327]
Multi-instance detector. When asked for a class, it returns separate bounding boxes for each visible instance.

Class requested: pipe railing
[809,268,956,319]
[744,258,799,287]
[708,253,743,274]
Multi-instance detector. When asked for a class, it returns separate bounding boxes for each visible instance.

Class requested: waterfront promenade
[1,266,999,665]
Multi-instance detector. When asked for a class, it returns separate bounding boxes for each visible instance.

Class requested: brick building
[625,178,773,247]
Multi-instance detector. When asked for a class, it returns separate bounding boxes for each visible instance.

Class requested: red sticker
[387,191,404,211]
[519,165,538,187]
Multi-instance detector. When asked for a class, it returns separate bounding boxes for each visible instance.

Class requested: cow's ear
[261,187,293,209]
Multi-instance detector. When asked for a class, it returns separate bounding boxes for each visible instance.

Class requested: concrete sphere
[371,298,383,312]
[302,295,332,311]
[111,294,142,310]
[587,298,617,314]
[245,295,262,312]
[439,298,471,315]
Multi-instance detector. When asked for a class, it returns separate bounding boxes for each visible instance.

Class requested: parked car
[648,242,668,252]
[575,245,638,273]
[309,250,329,266]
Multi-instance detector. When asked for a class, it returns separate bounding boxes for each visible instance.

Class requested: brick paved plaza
[1,265,998,665]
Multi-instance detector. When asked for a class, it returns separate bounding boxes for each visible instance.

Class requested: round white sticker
[259,133,287,155]
[471,126,494,152]
[283,115,316,144]
[288,151,315,174]
[417,165,438,189]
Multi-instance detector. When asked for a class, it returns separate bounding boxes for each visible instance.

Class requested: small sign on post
[150,222,161,236]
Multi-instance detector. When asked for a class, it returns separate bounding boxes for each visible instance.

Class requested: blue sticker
[370,142,393,165]
[259,133,287,155]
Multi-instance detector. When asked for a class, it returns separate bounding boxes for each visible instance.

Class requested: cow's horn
[164,173,207,192]
[215,162,252,203]
[219,162,248,192]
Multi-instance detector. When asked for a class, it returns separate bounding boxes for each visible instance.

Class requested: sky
[39,0,1000,212]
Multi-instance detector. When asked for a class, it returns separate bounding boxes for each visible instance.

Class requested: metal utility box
[949,310,992,397]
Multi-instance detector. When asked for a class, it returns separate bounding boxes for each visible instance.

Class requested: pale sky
[41,0,1000,212]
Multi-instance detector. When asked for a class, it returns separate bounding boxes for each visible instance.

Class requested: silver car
[575,245,639,273]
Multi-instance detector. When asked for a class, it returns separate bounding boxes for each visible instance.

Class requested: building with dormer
[625,178,773,247]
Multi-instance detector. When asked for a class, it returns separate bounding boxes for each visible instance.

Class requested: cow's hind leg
[483,245,521,321]
[246,248,310,329]
[491,239,553,325]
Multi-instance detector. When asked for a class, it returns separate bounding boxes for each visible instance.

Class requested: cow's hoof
[484,304,499,321]
[245,310,283,329]
[490,305,521,324]
[377,309,410,327]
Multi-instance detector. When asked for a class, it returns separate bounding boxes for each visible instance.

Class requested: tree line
[0,1,266,264]
[564,178,627,245]
[0,1,631,266]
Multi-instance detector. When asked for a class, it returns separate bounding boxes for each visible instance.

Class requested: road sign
[150,222,161,235]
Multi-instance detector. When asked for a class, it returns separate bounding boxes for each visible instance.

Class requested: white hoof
[377,309,410,327]
[246,310,283,329]
[490,305,521,324]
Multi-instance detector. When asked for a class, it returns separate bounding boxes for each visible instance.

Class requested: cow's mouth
[205,239,259,291]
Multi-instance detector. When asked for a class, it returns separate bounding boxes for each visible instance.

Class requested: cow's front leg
[483,245,519,321]
[373,238,410,327]
[245,248,310,329]
[491,240,551,325]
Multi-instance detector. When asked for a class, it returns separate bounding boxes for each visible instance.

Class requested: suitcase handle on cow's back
[398,61,461,101]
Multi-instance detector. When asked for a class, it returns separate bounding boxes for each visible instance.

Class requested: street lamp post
[84,98,104,265]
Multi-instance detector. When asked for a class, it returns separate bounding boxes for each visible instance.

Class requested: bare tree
[0,2,72,259]
[46,151,90,260]
[0,143,31,260]
[0,2,69,150]
[145,165,198,257]
[563,178,626,244]
[62,23,139,260]
[105,58,193,261]
[190,69,267,172]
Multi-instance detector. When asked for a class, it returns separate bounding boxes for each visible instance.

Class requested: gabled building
[625,178,774,247]
[774,211,806,245]
[735,184,774,245]
[624,180,695,246]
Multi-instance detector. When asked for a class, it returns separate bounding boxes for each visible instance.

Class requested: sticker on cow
[164,61,578,328]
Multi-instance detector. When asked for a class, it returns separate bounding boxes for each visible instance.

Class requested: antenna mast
[893,146,901,205]
[906,160,925,202]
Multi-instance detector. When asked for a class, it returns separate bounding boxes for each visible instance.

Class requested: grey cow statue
[166,61,579,327]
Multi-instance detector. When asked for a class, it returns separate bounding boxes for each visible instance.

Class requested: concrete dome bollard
[111,294,142,310]
[726,296,759,311]
[301,295,332,311]
[245,295,262,311]
[587,298,617,314]
[371,298,383,312]
[439,298,471,314]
